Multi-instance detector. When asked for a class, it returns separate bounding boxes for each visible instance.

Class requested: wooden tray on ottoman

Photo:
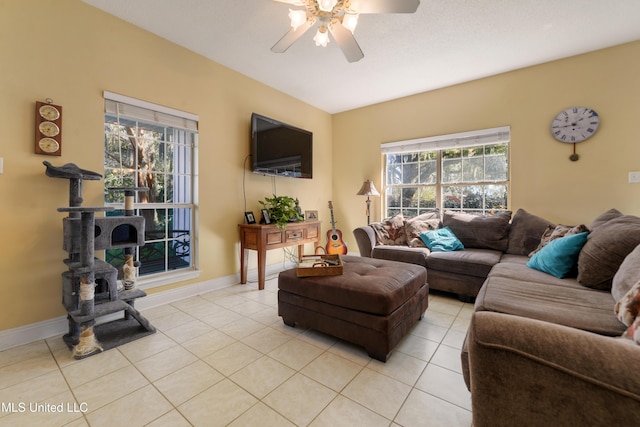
[297,254,343,277]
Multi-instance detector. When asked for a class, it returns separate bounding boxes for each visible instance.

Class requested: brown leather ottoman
[278,255,428,362]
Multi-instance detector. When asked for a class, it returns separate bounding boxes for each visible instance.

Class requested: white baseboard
[0,263,292,352]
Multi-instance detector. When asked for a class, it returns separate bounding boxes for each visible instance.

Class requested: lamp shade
[356,180,380,197]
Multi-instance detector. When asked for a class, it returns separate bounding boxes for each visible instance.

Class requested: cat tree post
[108,187,148,291]
[57,206,114,357]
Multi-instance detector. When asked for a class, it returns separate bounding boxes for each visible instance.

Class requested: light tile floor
[0,277,474,426]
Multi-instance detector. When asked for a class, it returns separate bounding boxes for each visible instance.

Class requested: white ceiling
[82,0,640,114]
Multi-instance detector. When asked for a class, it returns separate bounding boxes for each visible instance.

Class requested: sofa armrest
[469,311,640,427]
[371,245,429,267]
[353,226,376,257]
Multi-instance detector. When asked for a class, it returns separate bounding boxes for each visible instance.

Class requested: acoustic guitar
[326,201,348,255]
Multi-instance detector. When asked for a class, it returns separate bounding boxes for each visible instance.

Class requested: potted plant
[259,195,303,228]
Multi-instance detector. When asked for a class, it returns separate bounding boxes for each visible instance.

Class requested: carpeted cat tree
[44,161,155,359]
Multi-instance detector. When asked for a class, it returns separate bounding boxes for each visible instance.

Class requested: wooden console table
[239,220,321,290]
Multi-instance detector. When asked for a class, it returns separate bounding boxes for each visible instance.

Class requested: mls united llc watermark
[2,401,88,414]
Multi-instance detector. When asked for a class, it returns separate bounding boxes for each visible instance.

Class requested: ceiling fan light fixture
[288,9,308,30]
[347,0,360,12]
[342,12,359,33]
[317,0,338,13]
[272,0,419,62]
[313,26,330,47]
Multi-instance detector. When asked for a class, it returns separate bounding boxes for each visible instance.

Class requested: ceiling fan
[271,0,420,63]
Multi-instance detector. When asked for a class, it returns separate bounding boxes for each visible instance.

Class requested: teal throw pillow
[419,227,464,252]
[527,232,589,278]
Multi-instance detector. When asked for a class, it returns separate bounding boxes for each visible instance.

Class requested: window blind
[104,91,198,131]
[381,126,510,154]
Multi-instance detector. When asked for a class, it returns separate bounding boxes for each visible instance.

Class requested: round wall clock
[550,106,600,161]
[551,106,600,143]
[39,104,61,121]
[38,121,60,137]
[38,137,60,153]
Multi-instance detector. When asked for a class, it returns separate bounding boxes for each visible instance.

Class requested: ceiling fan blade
[352,0,420,14]
[271,20,315,53]
[329,22,364,63]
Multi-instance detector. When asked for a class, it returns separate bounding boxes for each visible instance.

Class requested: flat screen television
[250,113,313,179]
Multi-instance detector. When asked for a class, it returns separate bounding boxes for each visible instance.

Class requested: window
[382,127,510,217]
[103,92,198,284]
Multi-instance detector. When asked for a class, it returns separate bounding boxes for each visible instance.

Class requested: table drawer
[306,225,319,239]
[285,229,304,242]
[266,231,283,245]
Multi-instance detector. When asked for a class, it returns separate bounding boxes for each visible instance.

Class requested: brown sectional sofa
[354,210,516,301]
[353,208,640,425]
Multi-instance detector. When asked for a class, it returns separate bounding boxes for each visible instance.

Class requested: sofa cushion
[487,261,578,286]
[578,215,640,290]
[498,254,530,265]
[476,262,626,336]
[370,214,406,245]
[427,248,502,278]
[526,232,589,279]
[589,208,624,230]
[443,210,512,251]
[404,212,440,248]
[612,244,640,302]
[419,227,464,252]
[614,280,640,326]
[505,209,553,256]
[529,224,589,256]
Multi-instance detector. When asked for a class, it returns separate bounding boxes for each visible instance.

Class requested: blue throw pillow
[527,232,589,278]
[419,227,464,252]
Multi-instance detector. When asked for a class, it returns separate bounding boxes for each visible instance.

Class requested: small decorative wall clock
[550,106,600,161]
[35,99,62,156]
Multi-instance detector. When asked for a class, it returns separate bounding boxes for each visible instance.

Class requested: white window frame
[381,126,510,217]
[103,91,200,289]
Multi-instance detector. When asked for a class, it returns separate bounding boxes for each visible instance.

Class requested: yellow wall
[333,41,640,245]
[0,0,332,330]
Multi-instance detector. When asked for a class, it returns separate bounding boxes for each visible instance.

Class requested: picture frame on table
[244,211,256,224]
[305,210,318,221]
[261,209,271,224]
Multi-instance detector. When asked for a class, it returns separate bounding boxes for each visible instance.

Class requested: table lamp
[356,180,380,225]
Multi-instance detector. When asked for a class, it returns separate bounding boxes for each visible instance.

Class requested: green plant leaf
[259,194,303,228]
